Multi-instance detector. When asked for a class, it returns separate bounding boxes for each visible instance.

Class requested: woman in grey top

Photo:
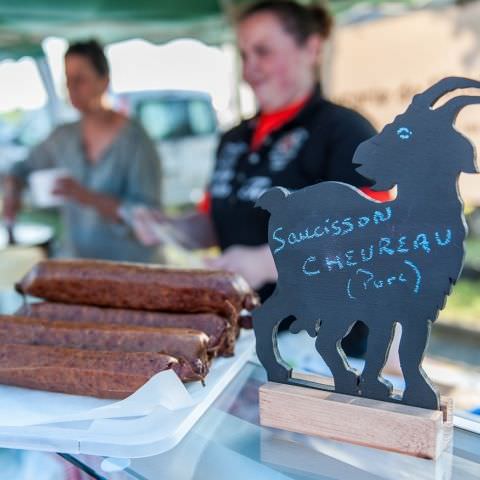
[3,40,161,263]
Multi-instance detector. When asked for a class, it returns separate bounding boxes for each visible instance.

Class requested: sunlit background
[0,36,255,124]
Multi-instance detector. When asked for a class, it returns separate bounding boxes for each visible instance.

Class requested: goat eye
[397,127,413,140]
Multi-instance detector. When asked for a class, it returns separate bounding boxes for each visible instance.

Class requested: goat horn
[437,95,480,122]
[412,77,480,109]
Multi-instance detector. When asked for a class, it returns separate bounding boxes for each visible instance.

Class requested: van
[120,90,218,208]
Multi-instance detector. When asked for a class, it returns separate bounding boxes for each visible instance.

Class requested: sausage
[16,259,260,320]
[0,343,194,398]
[16,302,235,357]
[0,315,209,379]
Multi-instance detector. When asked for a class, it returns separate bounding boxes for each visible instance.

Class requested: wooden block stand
[259,382,453,460]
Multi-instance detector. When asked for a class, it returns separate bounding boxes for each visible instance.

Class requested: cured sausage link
[16,259,259,319]
[17,303,236,357]
[0,315,210,379]
[0,344,193,398]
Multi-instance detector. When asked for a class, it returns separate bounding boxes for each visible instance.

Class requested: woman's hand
[52,177,92,205]
[128,207,170,246]
[205,244,277,290]
[129,208,217,250]
[53,177,120,221]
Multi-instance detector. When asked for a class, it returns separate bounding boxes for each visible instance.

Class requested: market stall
[0,1,479,479]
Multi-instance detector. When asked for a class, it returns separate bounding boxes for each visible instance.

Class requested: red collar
[251,95,310,150]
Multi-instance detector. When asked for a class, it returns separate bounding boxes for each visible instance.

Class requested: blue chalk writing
[324,219,330,235]
[379,237,395,255]
[270,207,393,254]
[303,256,321,276]
[325,256,344,271]
[397,236,409,253]
[331,220,342,236]
[341,218,354,235]
[413,233,431,254]
[373,207,392,224]
[404,260,421,293]
[313,225,324,237]
[289,229,318,245]
[397,127,413,140]
[350,231,449,270]
[345,250,357,266]
[300,229,454,279]
[358,216,370,228]
[347,278,355,299]
[345,262,422,299]
[305,229,318,241]
[357,269,374,289]
[272,227,285,254]
[361,245,374,262]
[435,229,452,246]
[288,232,299,244]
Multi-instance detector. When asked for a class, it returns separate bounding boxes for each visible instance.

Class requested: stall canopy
[0,0,460,59]
[0,0,236,58]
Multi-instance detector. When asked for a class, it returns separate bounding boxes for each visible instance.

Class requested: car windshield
[135,96,216,141]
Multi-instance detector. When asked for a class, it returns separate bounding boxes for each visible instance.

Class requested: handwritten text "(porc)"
[271,207,392,255]
[301,229,453,276]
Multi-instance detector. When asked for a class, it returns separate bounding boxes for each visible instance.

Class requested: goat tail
[255,186,290,213]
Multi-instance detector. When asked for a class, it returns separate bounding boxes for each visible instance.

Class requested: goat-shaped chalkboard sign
[253,77,480,411]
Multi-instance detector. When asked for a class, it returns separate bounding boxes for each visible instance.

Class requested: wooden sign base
[259,382,453,460]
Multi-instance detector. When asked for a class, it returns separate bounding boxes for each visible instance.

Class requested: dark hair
[65,39,109,77]
[238,1,333,44]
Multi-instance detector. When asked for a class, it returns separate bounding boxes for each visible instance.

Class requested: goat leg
[315,321,359,395]
[399,320,439,410]
[358,322,394,400]
[253,301,290,383]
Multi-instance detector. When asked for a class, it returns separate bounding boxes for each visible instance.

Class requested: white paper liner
[0,369,195,427]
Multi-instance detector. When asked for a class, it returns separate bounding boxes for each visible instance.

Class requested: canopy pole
[35,57,62,127]
[218,0,242,124]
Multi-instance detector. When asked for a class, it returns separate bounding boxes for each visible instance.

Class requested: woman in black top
[206,1,376,303]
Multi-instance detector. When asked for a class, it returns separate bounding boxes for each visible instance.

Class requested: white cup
[28,168,71,208]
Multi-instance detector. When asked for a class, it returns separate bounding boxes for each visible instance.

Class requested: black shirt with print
[210,88,376,354]
[210,87,377,256]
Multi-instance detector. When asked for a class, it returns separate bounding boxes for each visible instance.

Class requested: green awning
[0,0,458,60]
[0,0,239,59]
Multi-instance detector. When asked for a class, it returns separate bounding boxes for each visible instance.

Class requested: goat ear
[255,187,289,213]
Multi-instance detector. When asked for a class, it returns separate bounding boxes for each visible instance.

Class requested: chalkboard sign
[253,77,480,410]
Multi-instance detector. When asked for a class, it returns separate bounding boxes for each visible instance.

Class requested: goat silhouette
[253,77,480,410]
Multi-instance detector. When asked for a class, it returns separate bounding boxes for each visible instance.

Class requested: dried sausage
[17,302,235,356]
[0,344,193,398]
[0,315,209,378]
[16,260,259,320]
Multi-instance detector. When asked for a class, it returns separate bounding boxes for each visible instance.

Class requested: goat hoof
[402,387,439,410]
[358,377,393,400]
[267,367,290,384]
[334,370,359,395]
